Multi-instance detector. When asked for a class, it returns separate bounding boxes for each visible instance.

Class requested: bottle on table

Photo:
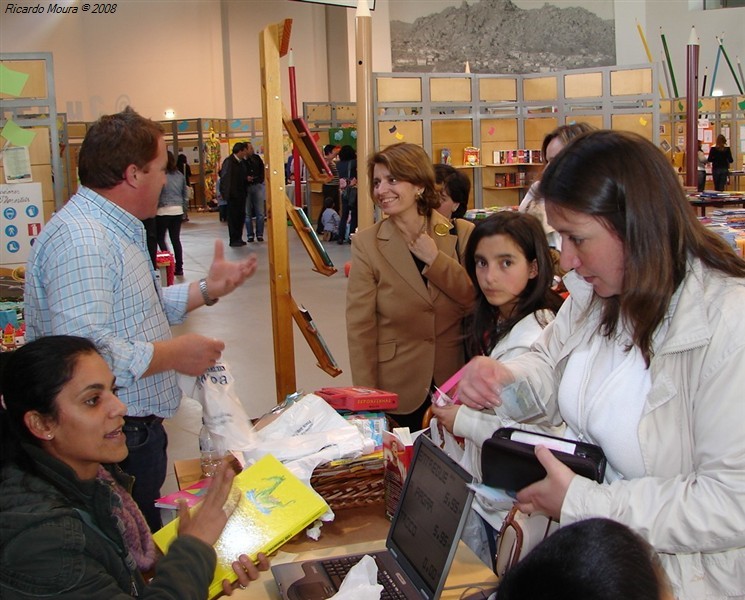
[199,420,223,478]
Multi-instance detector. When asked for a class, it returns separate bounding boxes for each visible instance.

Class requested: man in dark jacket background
[220,142,249,246]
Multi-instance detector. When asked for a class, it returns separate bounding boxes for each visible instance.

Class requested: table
[174,460,499,600]
[688,195,745,217]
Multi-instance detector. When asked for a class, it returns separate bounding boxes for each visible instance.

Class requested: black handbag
[481,427,607,493]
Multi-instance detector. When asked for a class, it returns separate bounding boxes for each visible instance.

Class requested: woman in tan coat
[346,143,474,430]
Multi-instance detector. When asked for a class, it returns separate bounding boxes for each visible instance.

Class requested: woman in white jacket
[457,130,745,599]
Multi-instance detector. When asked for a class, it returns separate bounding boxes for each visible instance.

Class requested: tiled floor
[162,211,354,496]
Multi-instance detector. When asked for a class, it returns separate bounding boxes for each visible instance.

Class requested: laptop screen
[387,435,474,598]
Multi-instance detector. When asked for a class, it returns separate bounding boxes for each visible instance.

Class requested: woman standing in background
[707,134,733,192]
[156,151,187,276]
[346,143,474,430]
[336,145,358,244]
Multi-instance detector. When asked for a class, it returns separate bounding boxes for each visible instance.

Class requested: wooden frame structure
[260,20,341,403]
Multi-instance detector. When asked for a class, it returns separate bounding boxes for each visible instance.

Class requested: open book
[153,454,329,599]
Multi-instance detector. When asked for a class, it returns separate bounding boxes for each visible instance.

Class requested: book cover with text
[153,454,328,599]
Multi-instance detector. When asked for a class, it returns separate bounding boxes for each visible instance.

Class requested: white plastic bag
[179,361,256,451]
[244,393,372,462]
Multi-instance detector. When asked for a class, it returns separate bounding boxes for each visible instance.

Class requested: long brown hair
[367,143,438,215]
[540,129,745,365]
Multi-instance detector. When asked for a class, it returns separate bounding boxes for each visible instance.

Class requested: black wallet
[481,427,607,492]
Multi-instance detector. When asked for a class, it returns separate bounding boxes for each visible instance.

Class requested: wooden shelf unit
[372,64,664,209]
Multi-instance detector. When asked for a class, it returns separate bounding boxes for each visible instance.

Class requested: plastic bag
[179,361,256,452]
[244,393,373,464]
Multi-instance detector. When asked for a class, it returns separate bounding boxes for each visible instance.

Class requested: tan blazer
[346,211,474,414]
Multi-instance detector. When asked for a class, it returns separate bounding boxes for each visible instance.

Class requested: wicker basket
[310,452,385,510]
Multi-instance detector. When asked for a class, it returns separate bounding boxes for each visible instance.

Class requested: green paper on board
[0,119,37,147]
[739,100,745,110]
[0,64,29,97]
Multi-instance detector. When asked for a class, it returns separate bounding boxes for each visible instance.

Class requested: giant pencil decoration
[662,52,673,98]
[685,27,699,189]
[660,28,679,98]
[637,20,666,98]
[738,57,745,95]
[701,66,708,97]
[710,36,722,96]
[288,49,303,207]
[716,36,744,94]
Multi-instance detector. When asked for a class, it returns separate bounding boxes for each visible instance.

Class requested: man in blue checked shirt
[25,107,258,530]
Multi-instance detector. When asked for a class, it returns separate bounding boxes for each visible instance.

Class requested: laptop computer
[272,434,474,600]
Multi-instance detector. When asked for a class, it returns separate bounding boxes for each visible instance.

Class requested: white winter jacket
[503,259,745,599]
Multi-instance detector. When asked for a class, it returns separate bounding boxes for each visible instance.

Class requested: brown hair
[715,134,727,149]
[540,129,745,365]
[367,143,438,215]
[78,106,164,190]
[541,122,596,160]
[166,150,177,173]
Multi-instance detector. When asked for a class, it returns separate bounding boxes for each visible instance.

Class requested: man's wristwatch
[199,278,219,306]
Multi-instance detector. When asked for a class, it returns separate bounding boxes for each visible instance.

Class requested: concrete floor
[162,211,354,496]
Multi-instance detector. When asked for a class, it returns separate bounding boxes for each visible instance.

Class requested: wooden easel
[259,20,341,403]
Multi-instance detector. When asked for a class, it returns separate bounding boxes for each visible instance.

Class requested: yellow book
[153,454,329,599]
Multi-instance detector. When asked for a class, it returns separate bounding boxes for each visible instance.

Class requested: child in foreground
[432,211,564,565]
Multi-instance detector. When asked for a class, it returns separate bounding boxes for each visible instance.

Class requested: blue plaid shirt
[25,187,190,417]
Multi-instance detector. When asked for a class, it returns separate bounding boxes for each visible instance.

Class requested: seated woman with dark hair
[496,518,674,600]
[0,335,268,599]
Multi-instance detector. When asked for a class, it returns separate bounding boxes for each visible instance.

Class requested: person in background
[318,196,341,241]
[346,143,475,431]
[243,142,265,243]
[321,144,340,218]
[707,133,734,191]
[216,174,227,223]
[495,519,674,600]
[141,218,158,270]
[519,123,595,252]
[0,335,269,598]
[176,153,192,221]
[220,142,249,247]
[434,163,469,222]
[431,212,564,565]
[696,140,707,193]
[156,151,187,276]
[336,145,358,244]
[25,107,258,531]
[455,130,745,599]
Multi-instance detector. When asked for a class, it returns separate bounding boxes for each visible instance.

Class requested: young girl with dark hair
[431,211,563,565]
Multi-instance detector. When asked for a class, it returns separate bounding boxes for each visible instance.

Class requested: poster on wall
[2,146,32,183]
[1,182,43,270]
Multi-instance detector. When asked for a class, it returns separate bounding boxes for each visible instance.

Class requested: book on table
[153,454,329,599]
[154,478,210,509]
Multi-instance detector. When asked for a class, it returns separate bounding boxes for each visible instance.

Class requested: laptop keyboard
[321,556,407,600]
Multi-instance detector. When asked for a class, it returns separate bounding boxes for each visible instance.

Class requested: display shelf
[371,64,664,209]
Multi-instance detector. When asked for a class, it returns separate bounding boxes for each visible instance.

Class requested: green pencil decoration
[710,35,722,96]
[716,36,743,94]
[660,28,679,98]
